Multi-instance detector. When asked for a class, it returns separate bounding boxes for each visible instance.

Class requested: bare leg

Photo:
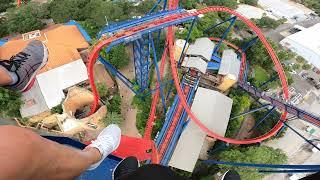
[0,66,13,86]
[0,126,106,180]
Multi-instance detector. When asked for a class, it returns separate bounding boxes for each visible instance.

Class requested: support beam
[241,36,258,52]
[275,124,287,137]
[142,80,173,98]
[280,119,320,151]
[166,81,174,100]
[177,17,198,66]
[249,106,276,133]
[149,0,162,14]
[230,104,271,120]
[150,33,167,113]
[98,56,137,94]
[133,35,151,91]
[204,16,237,33]
[212,16,237,55]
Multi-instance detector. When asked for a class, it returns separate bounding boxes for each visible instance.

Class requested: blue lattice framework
[133,34,151,90]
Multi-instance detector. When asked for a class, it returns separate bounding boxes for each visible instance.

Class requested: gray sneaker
[0,40,48,92]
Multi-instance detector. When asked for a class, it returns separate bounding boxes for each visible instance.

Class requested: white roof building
[236,4,278,20]
[186,37,215,61]
[258,0,314,23]
[168,88,232,172]
[280,23,320,69]
[20,60,88,117]
[218,49,241,80]
[181,56,208,74]
[181,38,215,74]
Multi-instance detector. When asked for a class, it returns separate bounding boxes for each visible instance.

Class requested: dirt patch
[121,108,141,138]
[236,115,255,140]
[116,45,141,137]
[94,63,118,94]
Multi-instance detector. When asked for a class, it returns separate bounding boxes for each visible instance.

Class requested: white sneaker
[87,124,121,170]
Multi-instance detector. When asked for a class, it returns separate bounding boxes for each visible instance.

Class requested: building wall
[281,39,320,69]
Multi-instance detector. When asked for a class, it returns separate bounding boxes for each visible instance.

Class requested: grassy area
[252,66,269,86]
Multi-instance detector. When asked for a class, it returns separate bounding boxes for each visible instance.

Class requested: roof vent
[22,30,41,40]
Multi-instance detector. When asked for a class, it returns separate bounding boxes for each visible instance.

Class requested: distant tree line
[0,0,159,37]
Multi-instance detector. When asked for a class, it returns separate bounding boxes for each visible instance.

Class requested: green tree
[176,25,203,42]
[51,104,63,114]
[132,95,152,135]
[135,0,158,14]
[219,146,287,180]
[298,0,320,15]
[6,3,46,33]
[0,0,14,13]
[292,63,301,70]
[181,0,198,9]
[296,56,305,64]
[203,0,238,9]
[0,17,8,37]
[0,87,22,118]
[226,88,252,137]
[97,83,109,100]
[198,13,220,32]
[103,44,130,69]
[302,63,312,70]
[79,19,100,38]
[101,112,123,126]
[48,0,88,23]
[107,94,122,114]
[253,16,284,29]
[82,0,125,27]
[241,0,258,6]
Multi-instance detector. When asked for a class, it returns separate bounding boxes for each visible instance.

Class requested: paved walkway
[117,45,140,138]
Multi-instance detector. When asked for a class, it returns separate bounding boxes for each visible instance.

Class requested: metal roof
[169,88,233,172]
[186,37,215,61]
[181,56,208,74]
[218,49,240,80]
[280,23,320,69]
[20,60,88,117]
[258,0,313,22]
[20,80,50,118]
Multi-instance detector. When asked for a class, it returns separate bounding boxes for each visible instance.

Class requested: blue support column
[149,33,167,112]
[241,36,258,52]
[133,34,151,91]
[244,58,250,82]
[275,125,287,137]
[230,104,271,120]
[149,0,162,14]
[241,37,258,82]
[212,16,237,55]
[249,107,276,132]
[177,17,197,66]
[166,81,174,100]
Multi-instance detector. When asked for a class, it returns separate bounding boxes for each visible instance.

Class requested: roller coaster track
[88,6,292,146]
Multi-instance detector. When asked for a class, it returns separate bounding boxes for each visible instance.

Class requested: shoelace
[0,52,30,72]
